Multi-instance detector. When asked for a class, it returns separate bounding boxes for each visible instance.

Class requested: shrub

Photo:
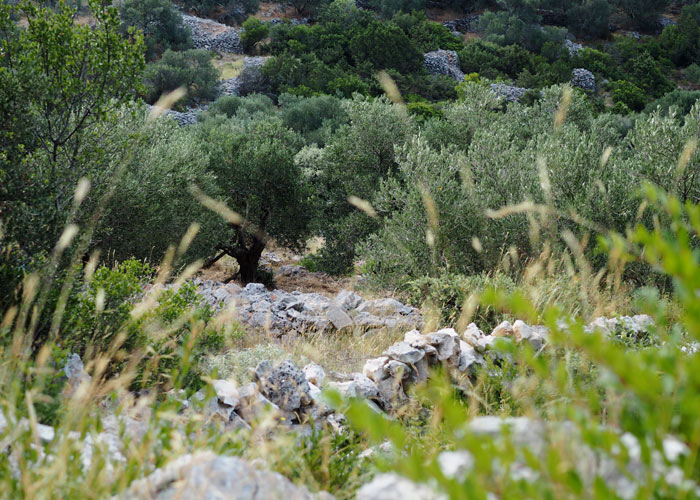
[97,107,224,266]
[644,89,700,116]
[565,0,610,39]
[404,272,517,330]
[241,17,269,53]
[180,0,259,23]
[279,93,348,146]
[686,62,700,84]
[614,0,671,31]
[611,80,646,112]
[119,0,192,61]
[143,49,220,107]
[64,261,220,389]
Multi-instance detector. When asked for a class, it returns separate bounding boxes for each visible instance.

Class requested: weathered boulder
[363,357,390,382]
[255,360,310,412]
[326,304,353,331]
[303,363,326,387]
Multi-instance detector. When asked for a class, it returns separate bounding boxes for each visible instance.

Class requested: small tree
[143,49,219,107]
[240,17,269,53]
[196,117,310,283]
[614,0,671,31]
[119,0,192,62]
[0,0,145,258]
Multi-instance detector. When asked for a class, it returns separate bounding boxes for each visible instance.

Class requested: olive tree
[195,116,311,283]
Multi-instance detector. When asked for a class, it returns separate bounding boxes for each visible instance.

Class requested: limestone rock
[255,360,310,412]
[326,304,353,331]
[491,320,514,338]
[363,357,390,382]
[383,341,425,364]
[357,473,445,500]
[335,289,362,311]
[303,363,326,387]
[122,451,327,499]
[490,83,527,103]
[212,379,239,408]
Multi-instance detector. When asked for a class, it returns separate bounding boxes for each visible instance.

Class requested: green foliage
[64,259,155,356]
[278,93,348,146]
[685,62,700,84]
[309,96,416,274]
[97,106,224,265]
[335,186,700,500]
[241,17,269,53]
[289,0,324,15]
[479,10,567,53]
[614,0,671,31]
[565,0,610,39]
[644,89,700,116]
[63,259,219,388]
[0,0,145,259]
[405,272,517,329]
[118,0,192,62]
[365,0,426,19]
[194,116,311,282]
[611,80,646,112]
[179,0,259,23]
[143,49,219,108]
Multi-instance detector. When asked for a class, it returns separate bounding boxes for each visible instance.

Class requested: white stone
[303,363,326,387]
[363,357,390,382]
[438,450,474,480]
[383,342,425,364]
[491,320,514,337]
[212,380,239,408]
[357,473,445,500]
[512,320,532,342]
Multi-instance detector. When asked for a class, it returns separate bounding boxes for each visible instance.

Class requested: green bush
[241,17,269,53]
[180,0,259,23]
[97,107,224,266]
[405,272,517,330]
[119,0,192,62]
[644,89,700,116]
[686,63,700,84]
[64,259,219,388]
[614,0,671,31]
[611,80,646,112]
[143,49,219,108]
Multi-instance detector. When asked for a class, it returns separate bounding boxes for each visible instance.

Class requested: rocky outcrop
[191,279,422,336]
[489,83,528,103]
[423,50,465,81]
[121,451,331,499]
[182,15,242,53]
[571,68,596,92]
